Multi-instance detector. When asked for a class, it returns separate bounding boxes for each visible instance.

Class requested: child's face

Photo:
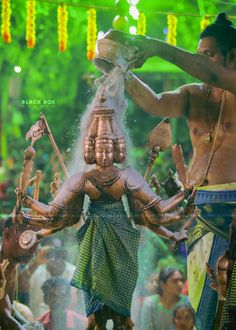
[173,307,194,330]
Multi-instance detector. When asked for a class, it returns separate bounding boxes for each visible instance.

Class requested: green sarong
[71,200,140,317]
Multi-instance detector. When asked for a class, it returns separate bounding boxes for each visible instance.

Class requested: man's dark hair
[41,276,71,296]
[200,12,236,55]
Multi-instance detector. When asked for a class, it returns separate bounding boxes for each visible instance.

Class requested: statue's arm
[22,172,85,229]
[124,166,187,214]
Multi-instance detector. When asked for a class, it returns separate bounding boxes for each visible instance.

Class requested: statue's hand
[172,229,188,244]
[15,187,26,200]
[206,252,233,300]
[206,262,218,290]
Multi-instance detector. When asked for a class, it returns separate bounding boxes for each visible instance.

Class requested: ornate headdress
[83,96,127,164]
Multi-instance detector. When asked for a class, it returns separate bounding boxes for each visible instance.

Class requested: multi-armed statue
[15,91,193,329]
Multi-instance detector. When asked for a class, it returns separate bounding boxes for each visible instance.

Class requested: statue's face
[116,138,127,163]
[84,138,95,164]
[95,138,114,167]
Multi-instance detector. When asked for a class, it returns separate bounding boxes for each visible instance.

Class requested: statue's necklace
[205,88,225,144]
[87,166,121,186]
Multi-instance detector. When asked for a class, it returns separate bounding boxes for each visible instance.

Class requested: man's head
[2,216,39,263]
[198,13,236,67]
[41,276,71,310]
[45,247,67,276]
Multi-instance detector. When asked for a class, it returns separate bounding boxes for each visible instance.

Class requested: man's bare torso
[186,83,236,186]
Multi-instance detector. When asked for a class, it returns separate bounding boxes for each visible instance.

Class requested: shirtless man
[107,12,236,330]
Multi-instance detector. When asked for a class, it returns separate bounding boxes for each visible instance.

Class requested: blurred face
[146,274,159,294]
[46,250,66,276]
[95,138,114,167]
[43,286,69,309]
[161,271,183,297]
[3,224,38,263]
[173,307,195,330]
[198,37,225,65]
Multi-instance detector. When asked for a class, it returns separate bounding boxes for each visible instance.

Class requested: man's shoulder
[180,83,205,94]
[37,310,50,323]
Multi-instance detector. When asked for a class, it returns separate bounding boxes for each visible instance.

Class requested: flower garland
[87,8,97,60]
[57,4,68,52]
[1,0,11,43]
[167,14,177,46]
[137,12,146,35]
[200,15,211,31]
[26,1,36,48]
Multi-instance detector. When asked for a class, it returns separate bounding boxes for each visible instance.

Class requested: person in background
[172,304,196,330]
[37,276,87,330]
[141,267,189,330]
[19,241,78,318]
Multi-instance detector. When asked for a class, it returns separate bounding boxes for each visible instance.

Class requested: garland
[137,12,146,35]
[57,4,68,52]
[26,1,36,48]
[1,0,11,43]
[167,13,177,46]
[87,8,97,60]
[200,15,211,31]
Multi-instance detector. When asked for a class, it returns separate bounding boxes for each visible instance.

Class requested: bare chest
[188,91,236,144]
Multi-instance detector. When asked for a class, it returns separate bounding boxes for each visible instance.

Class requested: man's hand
[102,29,153,69]
[34,246,51,265]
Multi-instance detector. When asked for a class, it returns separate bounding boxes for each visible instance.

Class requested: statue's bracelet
[22,195,29,205]
[182,189,192,199]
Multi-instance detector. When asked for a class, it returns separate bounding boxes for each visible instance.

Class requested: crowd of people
[0,216,194,330]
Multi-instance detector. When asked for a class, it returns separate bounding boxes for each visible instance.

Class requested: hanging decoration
[167,14,177,46]
[112,0,129,32]
[200,15,211,31]
[26,0,36,48]
[1,0,11,43]
[87,8,97,61]
[57,4,68,52]
[137,12,146,35]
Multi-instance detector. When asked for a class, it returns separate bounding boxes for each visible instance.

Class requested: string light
[167,14,177,46]
[57,4,68,52]
[26,1,36,48]
[129,5,139,20]
[1,0,11,43]
[87,8,97,60]
[137,12,146,35]
[129,26,137,34]
[200,15,211,31]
